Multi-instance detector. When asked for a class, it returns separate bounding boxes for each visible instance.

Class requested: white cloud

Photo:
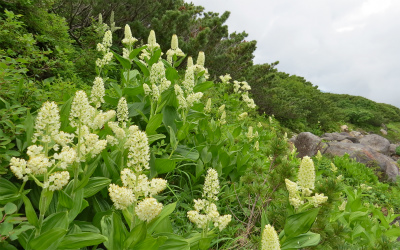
[190,0,400,107]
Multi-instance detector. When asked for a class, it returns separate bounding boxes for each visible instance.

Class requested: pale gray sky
[190,0,400,108]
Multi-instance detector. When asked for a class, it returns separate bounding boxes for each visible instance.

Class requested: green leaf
[281,232,321,249]
[261,209,270,232]
[148,48,162,66]
[73,221,100,233]
[22,195,38,228]
[29,228,66,250]
[134,235,168,250]
[123,86,143,98]
[128,102,146,117]
[162,106,179,132]
[168,126,177,151]
[147,202,176,234]
[110,82,122,98]
[155,158,176,174]
[4,202,17,214]
[59,97,73,130]
[146,113,163,135]
[148,134,166,144]
[166,67,179,83]
[156,233,190,250]
[174,145,199,161]
[124,222,147,249]
[384,228,400,237]
[101,212,127,250]
[0,178,20,204]
[112,51,131,70]
[130,46,147,59]
[133,58,149,76]
[41,211,68,234]
[232,126,242,138]
[83,177,111,198]
[104,96,119,106]
[193,81,213,93]
[283,208,320,238]
[58,232,108,249]
[23,109,34,151]
[58,190,73,209]
[173,55,187,68]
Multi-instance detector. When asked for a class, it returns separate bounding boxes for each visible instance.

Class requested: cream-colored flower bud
[298,156,315,191]
[246,126,254,141]
[117,97,129,128]
[109,184,135,210]
[33,101,61,143]
[136,197,163,222]
[338,200,347,211]
[330,163,338,172]
[254,141,259,151]
[90,77,105,108]
[204,98,212,113]
[219,74,231,84]
[219,111,226,125]
[122,24,137,46]
[310,193,328,207]
[218,105,225,113]
[238,112,248,120]
[171,34,179,50]
[45,171,70,191]
[187,56,193,68]
[196,51,205,66]
[203,168,219,201]
[261,224,281,250]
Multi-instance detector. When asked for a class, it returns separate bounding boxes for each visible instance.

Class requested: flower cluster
[117,97,129,128]
[96,30,113,68]
[122,24,137,46]
[32,101,61,144]
[261,224,281,250]
[187,169,231,231]
[143,61,171,102]
[229,80,257,109]
[219,74,231,84]
[109,168,167,222]
[174,62,204,112]
[139,30,161,63]
[285,157,328,209]
[90,77,105,108]
[44,171,70,191]
[108,184,135,210]
[166,34,185,64]
[136,197,164,222]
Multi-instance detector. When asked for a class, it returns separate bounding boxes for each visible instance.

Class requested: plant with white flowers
[285,156,328,211]
[187,168,232,239]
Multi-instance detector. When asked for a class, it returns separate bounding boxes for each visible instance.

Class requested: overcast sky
[190,0,400,108]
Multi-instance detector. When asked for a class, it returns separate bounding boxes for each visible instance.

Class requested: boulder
[359,134,390,155]
[321,132,359,143]
[324,142,399,181]
[293,132,325,158]
[349,131,363,138]
[390,144,398,156]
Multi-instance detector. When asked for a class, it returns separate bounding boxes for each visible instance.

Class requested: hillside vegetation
[1,1,400,249]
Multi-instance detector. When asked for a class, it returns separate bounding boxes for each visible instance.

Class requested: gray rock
[321,132,359,143]
[390,144,399,156]
[293,132,325,158]
[380,129,388,135]
[359,134,390,155]
[349,131,363,138]
[341,139,354,143]
[323,142,399,181]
